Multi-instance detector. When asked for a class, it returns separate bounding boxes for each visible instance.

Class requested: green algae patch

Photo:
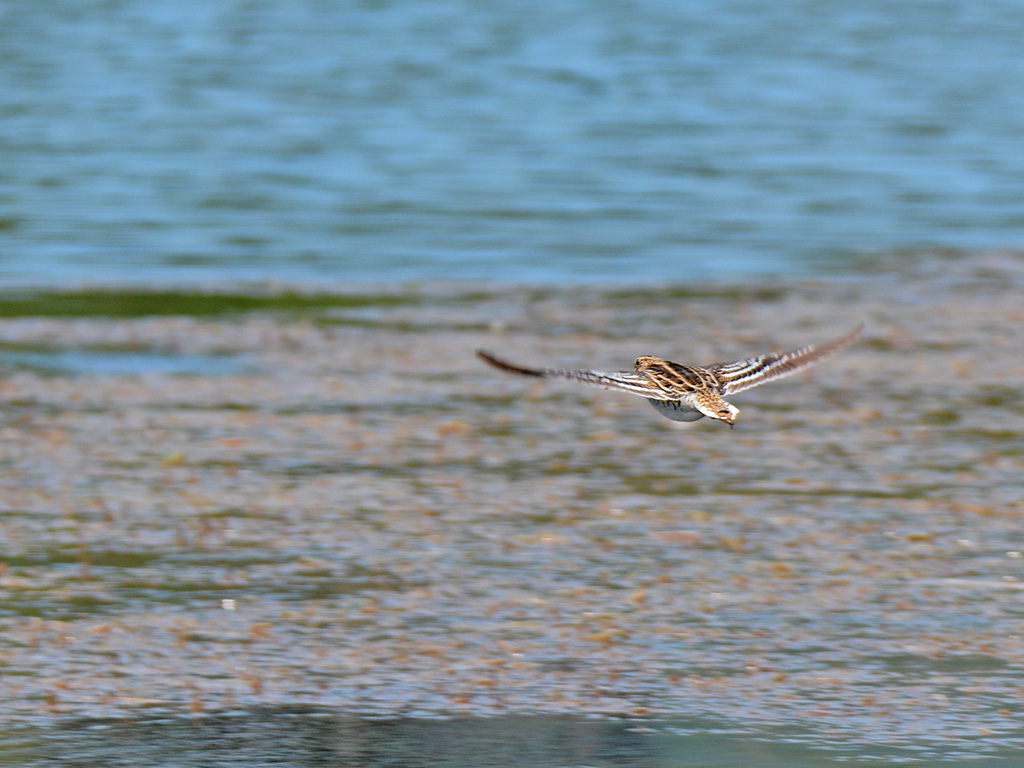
[0,289,418,318]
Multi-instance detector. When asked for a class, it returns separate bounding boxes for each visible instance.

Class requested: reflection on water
[36,714,660,768]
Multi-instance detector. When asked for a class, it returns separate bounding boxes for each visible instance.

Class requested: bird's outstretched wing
[709,325,862,396]
[475,350,676,401]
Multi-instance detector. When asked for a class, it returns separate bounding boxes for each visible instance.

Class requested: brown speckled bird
[477,325,861,427]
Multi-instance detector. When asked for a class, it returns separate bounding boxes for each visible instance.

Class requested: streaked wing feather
[710,325,862,396]
[476,350,673,400]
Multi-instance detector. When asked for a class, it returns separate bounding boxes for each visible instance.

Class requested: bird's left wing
[709,325,862,396]
[476,350,674,400]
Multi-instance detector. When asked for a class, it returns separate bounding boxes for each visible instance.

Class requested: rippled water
[2,1,1024,285]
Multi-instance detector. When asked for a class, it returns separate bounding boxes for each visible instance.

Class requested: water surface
[2,1,1024,285]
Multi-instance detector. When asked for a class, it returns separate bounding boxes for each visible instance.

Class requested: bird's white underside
[648,399,705,422]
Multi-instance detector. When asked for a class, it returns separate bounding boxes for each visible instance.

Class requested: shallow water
[7,712,1024,767]
[0,348,250,376]
[2,253,1024,762]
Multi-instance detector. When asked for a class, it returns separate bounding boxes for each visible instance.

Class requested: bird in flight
[477,325,861,427]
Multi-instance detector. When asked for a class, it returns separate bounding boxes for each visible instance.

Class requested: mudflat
[2,252,1023,759]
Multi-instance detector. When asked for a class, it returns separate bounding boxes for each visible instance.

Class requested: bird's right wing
[476,350,675,400]
[710,325,862,396]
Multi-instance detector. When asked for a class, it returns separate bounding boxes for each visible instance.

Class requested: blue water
[2,0,1024,286]
[0,348,249,375]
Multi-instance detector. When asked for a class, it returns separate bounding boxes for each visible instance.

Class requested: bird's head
[711,403,739,427]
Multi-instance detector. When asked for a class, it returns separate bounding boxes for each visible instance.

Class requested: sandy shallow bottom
[2,253,1024,763]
